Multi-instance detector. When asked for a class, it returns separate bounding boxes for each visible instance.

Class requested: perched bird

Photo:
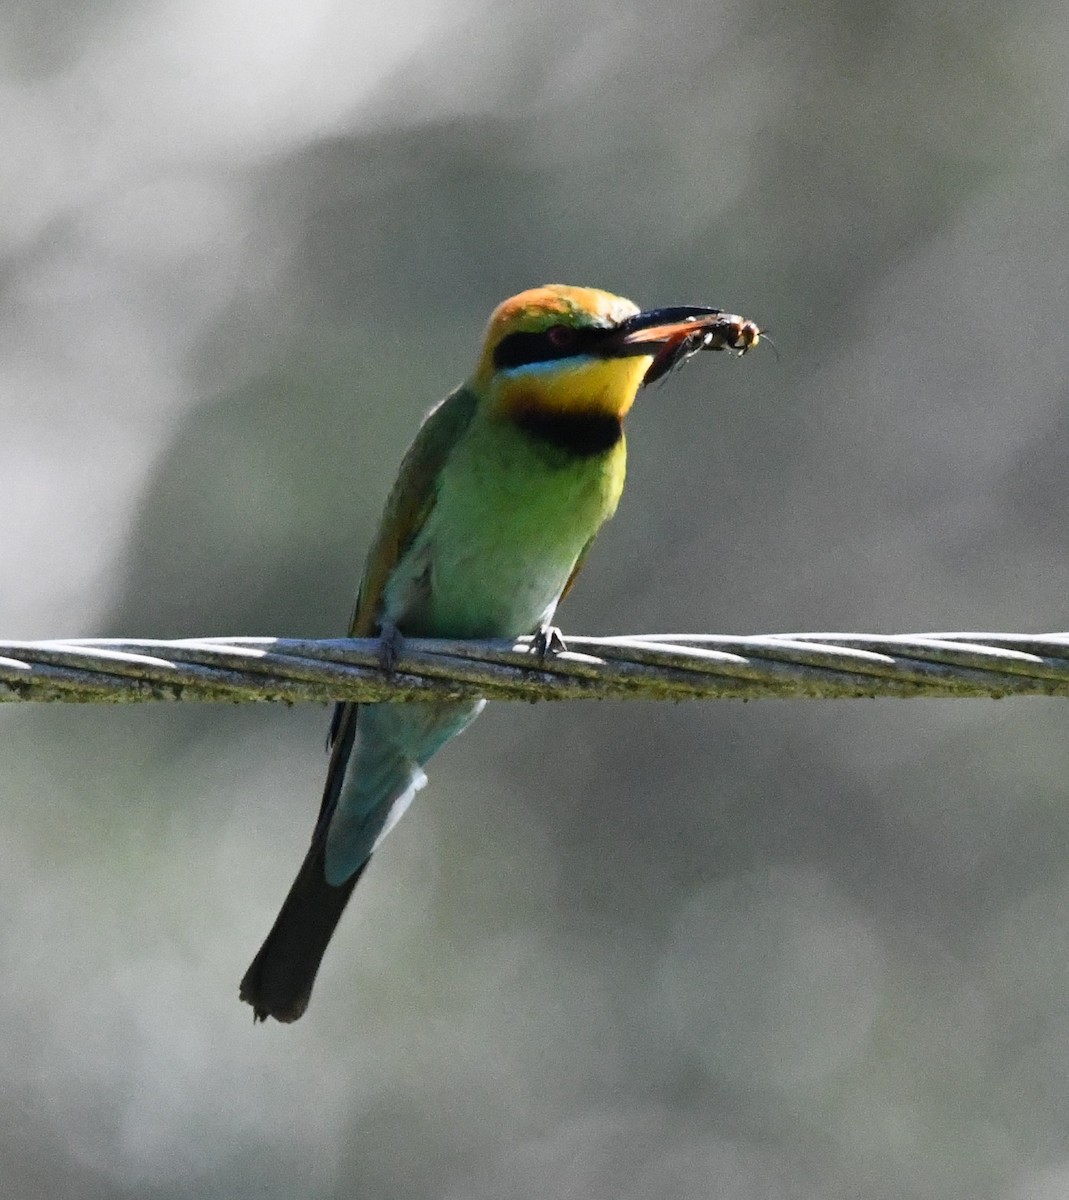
[240,285,761,1022]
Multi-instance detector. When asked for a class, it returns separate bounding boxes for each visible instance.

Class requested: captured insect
[617,307,767,384]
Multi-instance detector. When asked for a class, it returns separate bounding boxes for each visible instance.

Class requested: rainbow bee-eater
[240,285,761,1022]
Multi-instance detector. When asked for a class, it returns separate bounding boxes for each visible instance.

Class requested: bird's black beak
[604,306,762,385]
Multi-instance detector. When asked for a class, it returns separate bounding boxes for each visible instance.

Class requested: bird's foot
[377,621,404,675]
[532,623,567,661]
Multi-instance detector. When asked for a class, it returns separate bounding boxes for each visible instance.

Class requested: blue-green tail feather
[239,699,483,1022]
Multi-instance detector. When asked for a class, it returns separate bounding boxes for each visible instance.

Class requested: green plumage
[240,284,756,1023]
[380,386,626,639]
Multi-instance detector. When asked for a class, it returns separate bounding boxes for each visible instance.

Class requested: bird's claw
[377,622,404,675]
[532,623,567,660]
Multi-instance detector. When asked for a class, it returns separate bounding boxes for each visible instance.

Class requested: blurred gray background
[4,1,1069,1197]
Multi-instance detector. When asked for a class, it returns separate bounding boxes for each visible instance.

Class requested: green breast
[383,411,626,638]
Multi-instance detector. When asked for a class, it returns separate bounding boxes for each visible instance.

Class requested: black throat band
[513,409,623,457]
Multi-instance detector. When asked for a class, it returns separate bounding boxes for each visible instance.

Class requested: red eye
[546,325,576,348]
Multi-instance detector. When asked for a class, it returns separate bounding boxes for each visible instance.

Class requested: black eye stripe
[493,325,606,370]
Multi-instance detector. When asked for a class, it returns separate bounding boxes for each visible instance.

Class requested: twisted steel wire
[2,632,1068,705]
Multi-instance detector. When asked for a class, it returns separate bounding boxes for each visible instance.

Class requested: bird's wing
[320,385,478,818]
[556,534,598,608]
[348,384,478,640]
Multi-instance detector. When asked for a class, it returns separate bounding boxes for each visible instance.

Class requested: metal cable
[2,632,1068,704]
